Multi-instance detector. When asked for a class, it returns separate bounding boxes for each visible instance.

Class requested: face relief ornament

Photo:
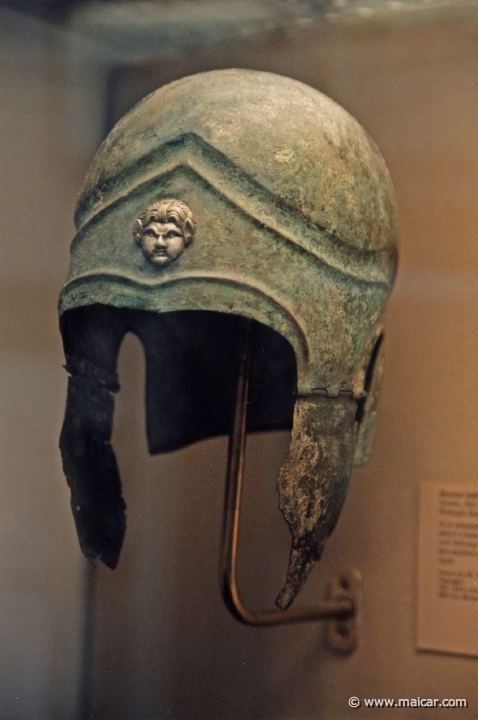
[133,199,196,267]
[59,69,398,612]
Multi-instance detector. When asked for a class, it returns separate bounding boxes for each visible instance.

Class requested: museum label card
[417,481,478,657]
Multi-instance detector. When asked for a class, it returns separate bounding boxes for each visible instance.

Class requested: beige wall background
[2,6,478,719]
[0,10,114,718]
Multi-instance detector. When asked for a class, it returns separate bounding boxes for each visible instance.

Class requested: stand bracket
[220,319,361,639]
[326,568,361,652]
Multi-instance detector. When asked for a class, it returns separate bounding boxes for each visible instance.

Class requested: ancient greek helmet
[59,69,398,610]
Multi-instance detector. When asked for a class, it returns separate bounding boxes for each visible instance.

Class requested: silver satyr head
[133,199,196,267]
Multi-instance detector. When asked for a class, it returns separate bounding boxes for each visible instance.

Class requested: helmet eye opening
[129,309,298,455]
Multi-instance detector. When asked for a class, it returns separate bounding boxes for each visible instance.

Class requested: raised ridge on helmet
[75,69,398,271]
[67,132,395,287]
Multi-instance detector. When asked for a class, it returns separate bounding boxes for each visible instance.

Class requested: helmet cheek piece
[275,327,387,609]
[276,394,359,609]
[59,306,126,569]
[59,70,398,610]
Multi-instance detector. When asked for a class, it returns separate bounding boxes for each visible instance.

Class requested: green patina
[58,70,398,608]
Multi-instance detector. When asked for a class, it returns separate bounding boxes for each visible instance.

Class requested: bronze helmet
[59,69,398,609]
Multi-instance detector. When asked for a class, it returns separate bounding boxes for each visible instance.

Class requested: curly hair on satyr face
[133,199,196,245]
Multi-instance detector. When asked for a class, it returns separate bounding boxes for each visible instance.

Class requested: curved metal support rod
[220,319,355,627]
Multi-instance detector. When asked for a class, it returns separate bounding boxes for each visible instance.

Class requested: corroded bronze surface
[276,395,358,609]
[59,69,398,608]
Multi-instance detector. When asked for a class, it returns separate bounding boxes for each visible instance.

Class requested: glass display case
[1,2,478,717]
